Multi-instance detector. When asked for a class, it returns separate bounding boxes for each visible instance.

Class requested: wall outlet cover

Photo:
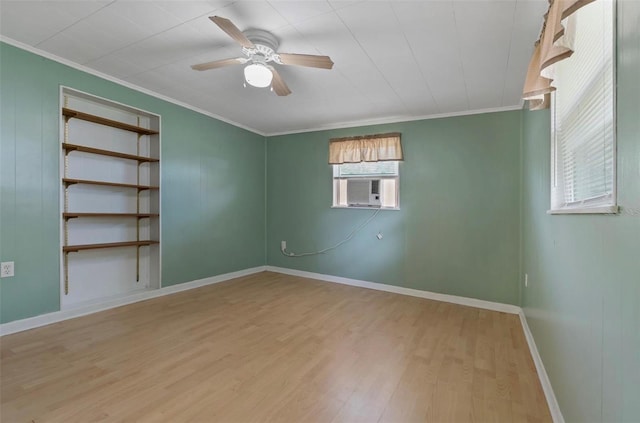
[1,261,15,278]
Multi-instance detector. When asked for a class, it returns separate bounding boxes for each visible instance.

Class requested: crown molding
[266,104,525,137]
[0,36,266,137]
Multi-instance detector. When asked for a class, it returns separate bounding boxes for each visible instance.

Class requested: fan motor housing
[243,29,279,50]
[242,29,281,63]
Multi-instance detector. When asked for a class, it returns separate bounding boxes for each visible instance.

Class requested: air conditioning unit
[347,179,381,207]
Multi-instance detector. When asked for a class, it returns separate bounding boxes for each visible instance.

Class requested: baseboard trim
[518,310,565,423]
[0,266,267,336]
[265,266,521,314]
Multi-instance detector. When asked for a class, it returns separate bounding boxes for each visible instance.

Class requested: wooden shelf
[63,178,159,190]
[62,108,159,136]
[63,213,159,220]
[62,143,159,163]
[63,240,159,253]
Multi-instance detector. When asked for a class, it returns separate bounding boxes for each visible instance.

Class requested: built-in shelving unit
[60,88,161,308]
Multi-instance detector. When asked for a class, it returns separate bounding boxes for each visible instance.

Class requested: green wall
[521,1,640,421]
[0,42,266,324]
[266,111,523,305]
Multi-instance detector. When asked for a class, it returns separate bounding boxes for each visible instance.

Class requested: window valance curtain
[329,133,403,164]
[522,0,595,110]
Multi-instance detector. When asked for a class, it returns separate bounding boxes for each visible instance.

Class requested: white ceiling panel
[87,55,149,80]
[267,1,334,24]
[72,5,160,48]
[0,0,546,134]
[104,2,183,36]
[327,0,366,11]
[209,1,290,32]
[0,1,110,45]
[335,2,438,114]
[126,69,178,93]
[36,32,107,64]
[455,1,518,109]
[393,1,469,113]
[154,1,232,22]
[43,20,136,64]
[291,10,402,110]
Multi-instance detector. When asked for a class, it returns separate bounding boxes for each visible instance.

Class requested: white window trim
[331,206,401,211]
[547,205,619,215]
[548,0,618,215]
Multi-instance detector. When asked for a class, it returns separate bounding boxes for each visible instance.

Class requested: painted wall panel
[267,111,523,305]
[0,42,266,323]
[521,1,640,420]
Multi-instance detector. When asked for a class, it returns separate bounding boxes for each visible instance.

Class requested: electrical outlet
[1,261,15,278]
[281,241,287,251]
[525,273,528,288]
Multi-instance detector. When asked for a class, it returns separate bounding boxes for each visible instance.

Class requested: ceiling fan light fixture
[244,63,273,88]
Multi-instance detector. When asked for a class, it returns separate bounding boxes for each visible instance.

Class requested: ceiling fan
[191,16,334,96]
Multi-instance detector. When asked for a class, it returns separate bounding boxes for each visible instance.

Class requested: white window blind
[551,0,616,212]
[334,161,399,178]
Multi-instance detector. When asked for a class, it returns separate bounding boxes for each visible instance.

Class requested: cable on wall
[281,208,382,257]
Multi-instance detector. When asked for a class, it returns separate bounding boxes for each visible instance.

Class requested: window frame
[331,161,401,210]
[548,0,618,215]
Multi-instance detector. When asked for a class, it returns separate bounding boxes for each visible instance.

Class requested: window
[550,0,616,213]
[329,133,402,209]
[333,161,399,209]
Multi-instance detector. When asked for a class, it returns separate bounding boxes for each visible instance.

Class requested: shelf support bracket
[136,246,140,283]
[63,252,70,295]
[136,130,142,283]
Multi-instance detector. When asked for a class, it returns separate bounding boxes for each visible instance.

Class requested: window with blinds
[550,0,616,213]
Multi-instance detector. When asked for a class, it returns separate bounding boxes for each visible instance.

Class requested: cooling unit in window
[347,179,381,207]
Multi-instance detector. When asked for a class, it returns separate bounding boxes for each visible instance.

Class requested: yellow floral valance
[329,133,403,164]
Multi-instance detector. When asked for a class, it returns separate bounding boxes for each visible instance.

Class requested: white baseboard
[265,266,521,314]
[266,265,563,423]
[0,266,267,336]
[518,310,565,423]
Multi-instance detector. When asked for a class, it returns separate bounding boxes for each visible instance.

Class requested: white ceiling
[0,0,546,135]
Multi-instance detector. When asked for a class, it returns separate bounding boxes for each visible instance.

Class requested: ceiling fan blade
[209,16,255,49]
[270,68,292,96]
[278,53,334,69]
[191,57,247,71]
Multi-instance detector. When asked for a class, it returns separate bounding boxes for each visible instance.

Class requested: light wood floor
[1,272,551,422]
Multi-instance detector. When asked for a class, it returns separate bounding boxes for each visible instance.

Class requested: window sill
[332,206,400,211]
[547,205,619,215]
